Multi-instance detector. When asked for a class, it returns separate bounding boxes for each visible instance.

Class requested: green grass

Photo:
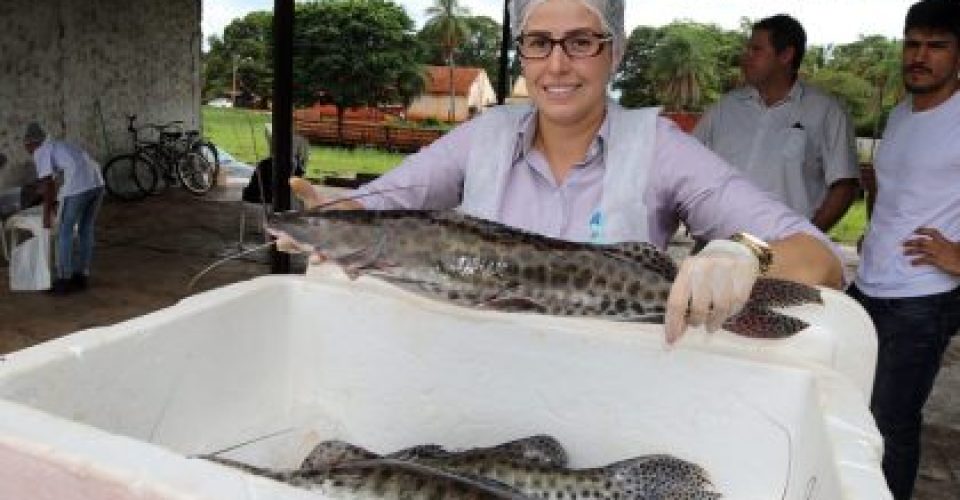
[202,106,272,165]
[201,106,406,179]
[829,199,867,245]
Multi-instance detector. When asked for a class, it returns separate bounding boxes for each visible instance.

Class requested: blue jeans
[56,186,104,280]
[848,284,960,500]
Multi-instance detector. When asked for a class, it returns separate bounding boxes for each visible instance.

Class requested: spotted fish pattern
[267,209,822,338]
[208,436,723,499]
[303,435,568,470]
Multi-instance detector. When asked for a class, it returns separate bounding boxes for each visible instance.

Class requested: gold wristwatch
[730,232,773,275]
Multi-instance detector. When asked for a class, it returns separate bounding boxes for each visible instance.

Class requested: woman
[290,0,843,343]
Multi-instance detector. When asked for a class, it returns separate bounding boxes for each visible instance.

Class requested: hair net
[510,0,625,64]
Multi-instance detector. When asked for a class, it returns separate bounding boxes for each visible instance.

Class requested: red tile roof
[424,66,483,97]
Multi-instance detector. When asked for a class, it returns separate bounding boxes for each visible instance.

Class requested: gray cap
[23,122,46,144]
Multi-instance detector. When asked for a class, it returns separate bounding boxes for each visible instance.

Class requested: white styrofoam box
[0,269,891,499]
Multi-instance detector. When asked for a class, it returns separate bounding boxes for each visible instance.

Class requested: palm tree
[425,0,471,122]
[650,29,715,111]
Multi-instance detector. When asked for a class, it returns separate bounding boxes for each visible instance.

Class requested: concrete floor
[0,187,957,499]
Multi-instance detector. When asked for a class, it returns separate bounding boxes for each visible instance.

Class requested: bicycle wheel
[103,153,156,201]
[176,150,216,195]
[195,140,220,186]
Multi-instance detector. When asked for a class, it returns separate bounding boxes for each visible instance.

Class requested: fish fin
[601,242,678,278]
[301,440,380,470]
[487,435,568,467]
[723,305,809,339]
[386,444,451,460]
[749,278,823,308]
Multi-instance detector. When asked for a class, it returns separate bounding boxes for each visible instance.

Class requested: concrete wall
[0,0,201,189]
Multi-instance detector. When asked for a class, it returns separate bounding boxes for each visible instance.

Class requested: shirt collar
[739,79,806,107]
[513,106,610,165]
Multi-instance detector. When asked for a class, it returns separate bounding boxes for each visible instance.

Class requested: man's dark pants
[848,284,960,500]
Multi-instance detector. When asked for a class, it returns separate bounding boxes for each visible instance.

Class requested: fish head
[265,209,385,260]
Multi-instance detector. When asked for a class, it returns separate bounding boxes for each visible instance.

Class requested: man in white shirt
[848,1,960,498]
[693,14,859,231]
[23,122,105,295]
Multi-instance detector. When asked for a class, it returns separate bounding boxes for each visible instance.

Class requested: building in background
[406,66,497,123]
[0,0,201,190]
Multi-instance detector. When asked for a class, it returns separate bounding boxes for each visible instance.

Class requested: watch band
[729,232,773,275]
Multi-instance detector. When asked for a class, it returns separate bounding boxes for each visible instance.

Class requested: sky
[202,0,916,47]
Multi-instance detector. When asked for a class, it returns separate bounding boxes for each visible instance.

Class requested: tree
[615,22,744,110]
[614,26,664,108]
[424,0,471,121]
[293,0,422,141]
[649,25,718,111]
[202,11,274,106]
[808,68,873,129]
[829,36,902,141]
[419,15,502,86]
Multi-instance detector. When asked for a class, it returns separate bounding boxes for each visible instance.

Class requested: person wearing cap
[693,14,860,232]
[285,0,844,344]
[23,122,105,294]
[849,1,960,498]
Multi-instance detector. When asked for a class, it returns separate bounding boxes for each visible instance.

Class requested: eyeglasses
[515,32,612,59]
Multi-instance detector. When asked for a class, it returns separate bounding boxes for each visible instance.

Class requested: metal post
[497,0,511,105]
[271,0,294,274]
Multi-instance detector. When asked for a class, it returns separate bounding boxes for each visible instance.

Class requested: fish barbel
[205,455,527,499]
[267,209,821,338]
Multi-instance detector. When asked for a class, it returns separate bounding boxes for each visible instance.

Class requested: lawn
[202,107,868,244]
[202,106,405,180]
[829,199,867,246]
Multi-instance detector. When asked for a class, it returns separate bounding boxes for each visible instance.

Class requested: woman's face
[521,0,613,128]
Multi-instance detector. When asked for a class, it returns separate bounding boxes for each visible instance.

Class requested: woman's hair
[905,0,960,40]
[510,0,625,63]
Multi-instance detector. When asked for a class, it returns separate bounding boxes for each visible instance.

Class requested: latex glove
[665,239,760,344]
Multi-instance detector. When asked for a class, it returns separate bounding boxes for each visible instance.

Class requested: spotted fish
[207,436,722,499]
[299,439,721,500]
[267,209,822,338]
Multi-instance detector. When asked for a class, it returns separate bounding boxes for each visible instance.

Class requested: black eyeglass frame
[514,32,613,59]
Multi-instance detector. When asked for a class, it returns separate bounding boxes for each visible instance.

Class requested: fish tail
[749,278,823,308]
[722,305,809,339]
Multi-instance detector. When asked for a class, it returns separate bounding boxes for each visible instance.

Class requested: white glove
[665,239,760,344]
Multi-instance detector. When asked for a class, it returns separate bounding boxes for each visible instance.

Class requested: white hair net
[510,0,625,63]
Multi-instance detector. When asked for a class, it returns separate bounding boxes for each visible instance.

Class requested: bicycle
[103,116,220,200]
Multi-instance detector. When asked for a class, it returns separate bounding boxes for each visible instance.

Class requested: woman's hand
[904,227,960,276]
[289,177,365,211]
[665,240,760,344]
[289,177,328,209]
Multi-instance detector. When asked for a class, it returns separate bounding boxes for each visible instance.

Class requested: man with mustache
[693,14,859,232]
[848,1,960,498]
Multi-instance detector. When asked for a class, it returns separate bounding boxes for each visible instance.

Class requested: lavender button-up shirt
[355,108,825,250]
